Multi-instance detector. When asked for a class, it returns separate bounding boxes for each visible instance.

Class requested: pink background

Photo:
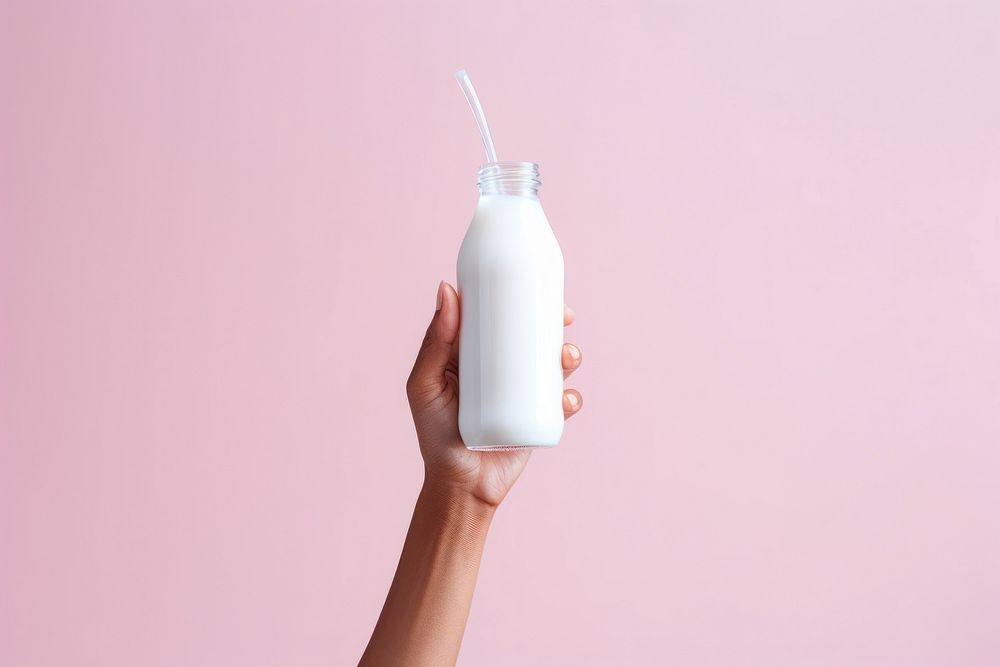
[3,1,999,665]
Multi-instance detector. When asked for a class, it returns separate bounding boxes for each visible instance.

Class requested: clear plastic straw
[454,69,498,164]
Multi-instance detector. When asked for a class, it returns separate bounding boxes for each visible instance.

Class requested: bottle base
[465,443,558,451]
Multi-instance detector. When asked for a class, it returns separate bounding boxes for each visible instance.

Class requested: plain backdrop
[2,1,999,665]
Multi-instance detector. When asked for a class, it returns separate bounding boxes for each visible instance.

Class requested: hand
[406,281,584,508]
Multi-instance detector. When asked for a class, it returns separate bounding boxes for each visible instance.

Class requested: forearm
[360,476,496,666]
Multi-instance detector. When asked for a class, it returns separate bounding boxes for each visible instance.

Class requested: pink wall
[3,1,999,665]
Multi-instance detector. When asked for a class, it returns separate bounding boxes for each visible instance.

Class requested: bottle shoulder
[458,223,563,272]
[468,196,554,232]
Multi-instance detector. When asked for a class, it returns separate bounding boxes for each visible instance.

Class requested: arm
[359,482,493,666]
[360,281,583,666]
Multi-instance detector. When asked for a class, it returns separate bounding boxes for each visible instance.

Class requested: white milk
[457,162,564,449]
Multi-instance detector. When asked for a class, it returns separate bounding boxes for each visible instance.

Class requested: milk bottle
[453,71,565,449]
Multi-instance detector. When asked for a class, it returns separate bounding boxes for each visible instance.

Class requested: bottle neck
[476,161,541,198]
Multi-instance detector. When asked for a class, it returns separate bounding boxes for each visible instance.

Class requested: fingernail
[565,305,576,319]
[436,281,445,311]
[568,345,581,362]
[565,392,579,409]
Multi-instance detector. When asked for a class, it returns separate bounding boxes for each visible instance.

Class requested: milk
[457,163,565,449]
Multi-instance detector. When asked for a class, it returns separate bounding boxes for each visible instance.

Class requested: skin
[360,281,583,666]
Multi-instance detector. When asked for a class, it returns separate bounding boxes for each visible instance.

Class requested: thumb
[407,281,460,400]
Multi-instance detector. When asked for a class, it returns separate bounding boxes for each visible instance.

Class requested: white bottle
[457,161,565,449]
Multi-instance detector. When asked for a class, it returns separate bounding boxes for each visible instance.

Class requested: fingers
[406,281,460,401]
[562,342,582,379]
[562,309,582,418]
[563,389,583,419]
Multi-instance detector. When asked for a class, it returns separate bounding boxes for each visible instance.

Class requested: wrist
[420,473,498,524]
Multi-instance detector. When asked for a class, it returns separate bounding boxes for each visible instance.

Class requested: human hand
[406,281,583,508]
